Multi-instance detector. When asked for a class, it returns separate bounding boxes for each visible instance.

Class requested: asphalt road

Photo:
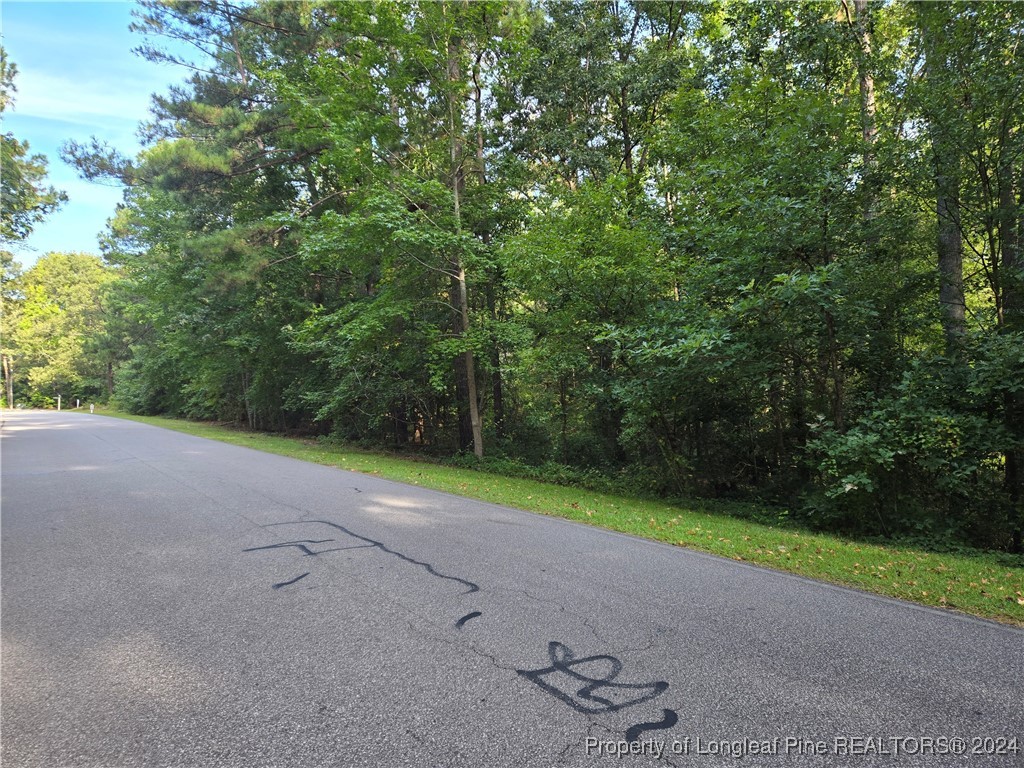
[2,410,1022,768]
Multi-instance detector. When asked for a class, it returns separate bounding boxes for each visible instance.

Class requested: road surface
[2,410,1022,767]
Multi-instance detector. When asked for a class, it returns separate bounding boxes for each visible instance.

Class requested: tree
[1,48,67,406]
[61,0,1023,550]
[6,253,117,404]
[0,48,66,245]
[78,1,328,428]
[266,1,528,453]
[1,251,22,406]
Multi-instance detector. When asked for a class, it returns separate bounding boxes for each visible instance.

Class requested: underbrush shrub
[807,344,1021,550]
[25,392,56,409]
[445,454,638,496]
[494,416,553,466]
[113,354,179,416]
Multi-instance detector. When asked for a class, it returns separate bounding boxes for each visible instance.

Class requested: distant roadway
[2,410,1021,767]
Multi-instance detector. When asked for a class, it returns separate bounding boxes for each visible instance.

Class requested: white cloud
[11,67,154,132]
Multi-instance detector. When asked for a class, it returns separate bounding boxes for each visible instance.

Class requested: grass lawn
[97,408,1024,627]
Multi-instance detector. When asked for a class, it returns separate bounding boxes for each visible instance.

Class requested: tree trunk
[998,161,1022,551]
[559,376,569,463]
[821,211,845,433]
[475,50,504,442]
[452,349,473,450]
[448,25,483,458]
[392,400,409,445]
[2,354,13,408]
[223,0,264,153]
[489,292,505,441]
[936,173,966,356]
[453,264,483,458]
[852,0,878,219]
[922,7,967,356]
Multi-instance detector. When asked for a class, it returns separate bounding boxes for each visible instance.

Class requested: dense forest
[2,1,1023,551]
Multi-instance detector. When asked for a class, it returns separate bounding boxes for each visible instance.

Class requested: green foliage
[0,48,66,244]
[808,334,1024,548]
[57,0,1024,552]
[4,253,118,402]
[445,453,641,497]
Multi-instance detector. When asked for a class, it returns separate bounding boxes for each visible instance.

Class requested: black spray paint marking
[272,572,310,589]
[517,641,668,715]
[625,709,678,743]
[455,611,482,629]
[243,540,339,557]
[265,520,480,594]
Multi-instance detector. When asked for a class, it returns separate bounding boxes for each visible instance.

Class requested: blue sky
[2,1,189,265]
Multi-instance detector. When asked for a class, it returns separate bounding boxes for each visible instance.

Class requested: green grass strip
[98,409,1024,626]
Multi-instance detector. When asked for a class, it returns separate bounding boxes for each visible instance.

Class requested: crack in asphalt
[517,587,607,645]
[405,618,521,675]
[609,630,660,659]
[554,721,603,766]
